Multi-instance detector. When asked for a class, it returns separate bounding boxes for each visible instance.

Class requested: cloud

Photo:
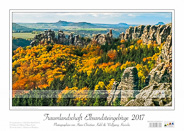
[127,13,137,17]
[90,13,99,17]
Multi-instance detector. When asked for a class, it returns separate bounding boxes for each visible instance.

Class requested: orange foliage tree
[107,49,117,60]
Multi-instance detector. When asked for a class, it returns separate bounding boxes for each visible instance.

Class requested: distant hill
[55,21,97,28]
[118,23,129,27]
[16,21,136,30]
[155,22,165,25]
[93,22,136,28]
[13,21,135,37]
[12,23,35,33]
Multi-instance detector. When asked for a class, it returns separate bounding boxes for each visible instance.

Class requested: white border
[9,9,175,110]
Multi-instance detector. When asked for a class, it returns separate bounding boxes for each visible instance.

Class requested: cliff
[119,23,172,45]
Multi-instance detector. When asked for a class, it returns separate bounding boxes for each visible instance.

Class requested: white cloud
[127,13,141,17]
[90,13,99,17]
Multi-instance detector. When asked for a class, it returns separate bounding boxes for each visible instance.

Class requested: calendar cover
[1,2,183,130]
[10,10,174,110]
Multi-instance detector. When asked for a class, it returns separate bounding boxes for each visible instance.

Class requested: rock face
[120,67,139,90]
[146,35,172,85]
[107,67,139,105]
[120,24,172,45]
[92,29,113,45]
[132,25,145,39]
[157,35,172,62]
[125,35,172,106]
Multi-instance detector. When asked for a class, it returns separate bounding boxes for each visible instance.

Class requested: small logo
[164,121,174,128]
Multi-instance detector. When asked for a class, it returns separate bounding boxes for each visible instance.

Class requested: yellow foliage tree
[95,81,105,90]
[106,79,115,94]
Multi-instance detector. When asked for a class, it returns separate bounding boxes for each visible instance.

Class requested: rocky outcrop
[125,35,172,106]
[30,29,89,47]
[30,29,56,47]
[120,24,172,45]
[107,81,119,105]
[93,34,106,45]
[107,67,139,105]
[68,33,74,45]
[156,25,171,45]
[106,29,113,43]
[73,35,83,46]
[132,25,145,40]
[125,83,172,106]
[92,29,113,45]
[58,30,67,44]
[146,35,172,85]
[157,35,172,62]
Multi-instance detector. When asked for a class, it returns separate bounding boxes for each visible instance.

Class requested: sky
[13,12,172,25]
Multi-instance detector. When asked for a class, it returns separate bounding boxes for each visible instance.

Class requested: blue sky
[13,12,172,25]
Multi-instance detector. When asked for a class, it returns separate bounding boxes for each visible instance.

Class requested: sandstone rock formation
[30,29,56,47]
[73,35,82,46]
[125,83,172,106]
[106,29,113,44]
[120,24,172,45]
[125,35,172,106]
[58,30,67,44]
[92,29,113,45]
[107,81,119,105]
[157,35,172,62]
[132,25,145,40]
[68,33,74,45]
[30,29,88,47]
[107,67,139,105]
[93,34,106,45]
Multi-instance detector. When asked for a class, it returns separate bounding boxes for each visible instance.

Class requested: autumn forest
[12,36,163,106]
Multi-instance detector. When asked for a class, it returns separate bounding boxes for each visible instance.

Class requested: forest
[12,37,163,106]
